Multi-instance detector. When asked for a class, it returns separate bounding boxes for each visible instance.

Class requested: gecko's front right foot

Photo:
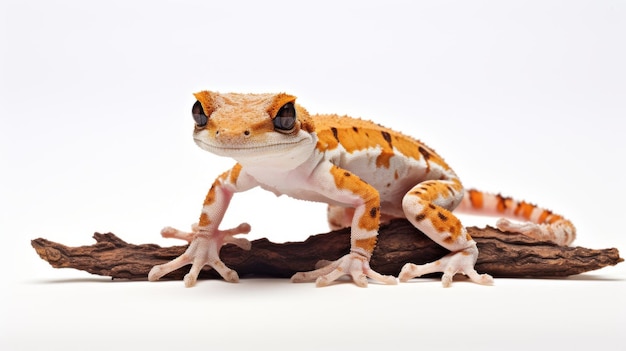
[148,223,251,287]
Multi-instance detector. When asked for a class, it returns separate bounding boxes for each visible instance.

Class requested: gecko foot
[148,222,251,287]
[291,252,398,287]
[398,243,493,287]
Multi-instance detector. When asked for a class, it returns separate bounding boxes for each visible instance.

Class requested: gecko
[148,91,576,288]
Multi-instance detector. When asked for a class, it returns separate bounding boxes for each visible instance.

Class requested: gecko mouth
[194,138,311,154]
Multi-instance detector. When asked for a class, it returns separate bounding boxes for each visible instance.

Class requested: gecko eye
[192,100,208,127]
[273,102,296,132]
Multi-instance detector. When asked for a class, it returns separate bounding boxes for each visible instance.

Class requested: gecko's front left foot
[398,243,494,287]
[291,252,397,287]
[148,223,251,287]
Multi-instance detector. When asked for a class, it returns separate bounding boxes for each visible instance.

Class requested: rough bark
[31,219,622,281]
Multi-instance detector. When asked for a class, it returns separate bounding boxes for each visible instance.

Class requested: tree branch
[31,219,622,281]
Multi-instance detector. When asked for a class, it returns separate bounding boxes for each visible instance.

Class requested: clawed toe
[291,253,397,287]
[184,273,197,288]
[399,244,493,287]
[149,223,251,286]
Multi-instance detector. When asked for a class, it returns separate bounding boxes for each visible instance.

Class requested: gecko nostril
[244,130,251,136]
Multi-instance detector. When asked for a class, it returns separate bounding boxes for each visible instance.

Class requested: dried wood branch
[31,219,622,281]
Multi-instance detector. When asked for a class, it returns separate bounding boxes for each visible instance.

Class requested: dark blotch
[497,194,511,209]
[418,146,431,160]
[331,127,340,142]
[381,131,393,147]
[415,213,426,222]
[369,207,378,218]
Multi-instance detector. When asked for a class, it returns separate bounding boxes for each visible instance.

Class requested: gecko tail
[456,189,576,246]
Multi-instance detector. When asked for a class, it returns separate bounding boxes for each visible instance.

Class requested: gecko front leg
[148,222,251,286]
[148,164,257,287]
[291,165,397,287]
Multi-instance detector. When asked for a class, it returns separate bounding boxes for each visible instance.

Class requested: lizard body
[148,91,575,287]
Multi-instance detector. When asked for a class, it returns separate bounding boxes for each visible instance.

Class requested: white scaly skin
[148,91,576,288]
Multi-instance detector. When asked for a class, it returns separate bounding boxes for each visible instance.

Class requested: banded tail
[456,189,576,246]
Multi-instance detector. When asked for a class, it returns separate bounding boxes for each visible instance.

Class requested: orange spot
[375,151,393,168]
[203,185,217,206]
[218,169,229,182]
[495,195,514,213]
[329,165,380,231]
[199,213,211,227]
[216,164,242,186]
[229,163,243,184]
[315,129,340,151]
[468,189,483,209]
[517,202,535,220]
[496,196,507,213]
[537,210,551,224]
[505,198,514,211]
[548,215,563,224]
[355,237,377,253]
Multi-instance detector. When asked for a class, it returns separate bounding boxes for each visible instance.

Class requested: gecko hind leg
[291,252,397,287]
[399,243,493,287]
[398,181,493,287]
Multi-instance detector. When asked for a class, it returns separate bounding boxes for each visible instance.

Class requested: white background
[1,1,625,350]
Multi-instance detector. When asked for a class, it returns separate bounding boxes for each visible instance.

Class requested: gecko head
[190,91,317,168]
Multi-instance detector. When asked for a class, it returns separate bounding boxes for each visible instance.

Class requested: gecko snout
[214,128,252,143]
